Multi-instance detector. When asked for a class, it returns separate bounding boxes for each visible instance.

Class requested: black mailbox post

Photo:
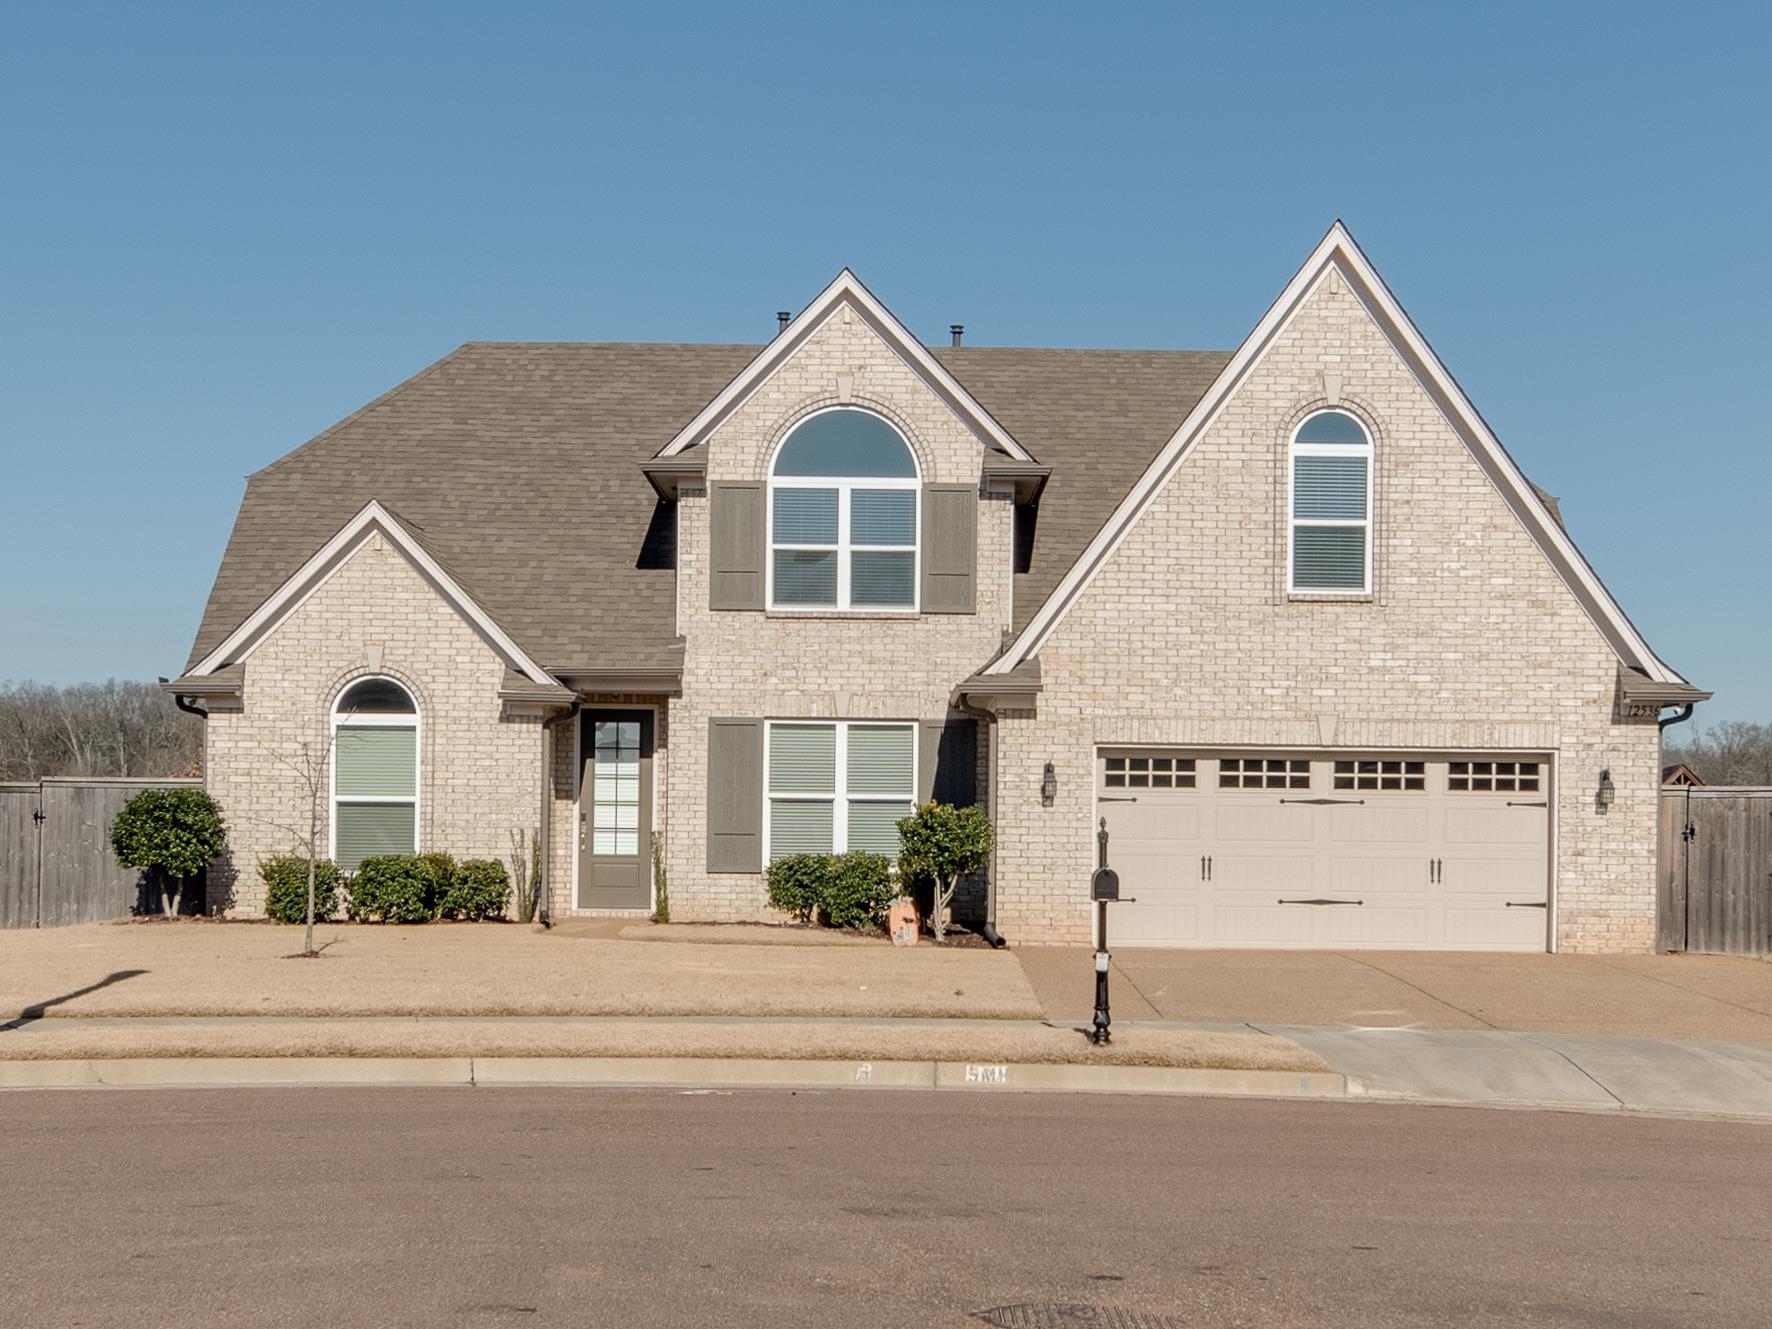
[1090,818,1132,1045]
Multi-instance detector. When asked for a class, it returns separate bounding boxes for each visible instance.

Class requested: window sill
[764,609,921,620]
[1285,590,1375,604]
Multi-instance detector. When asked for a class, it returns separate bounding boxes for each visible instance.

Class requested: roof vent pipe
[777,311,791,333]
[950,324,964,347]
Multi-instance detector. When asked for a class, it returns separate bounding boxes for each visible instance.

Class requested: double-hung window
[1288,409,1373,593]
[769,408,919,610]
[331,677,419,870]
[766,721,916,860]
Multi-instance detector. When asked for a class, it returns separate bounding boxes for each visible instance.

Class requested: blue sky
[2,3,1767,723]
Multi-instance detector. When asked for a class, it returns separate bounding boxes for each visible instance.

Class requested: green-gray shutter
[709,481,765,610]
[920,483,976,613]
[707,718,763,872]
[918,718,978,806]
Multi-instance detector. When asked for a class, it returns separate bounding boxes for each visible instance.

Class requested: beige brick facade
[666,306,1012,920]
[202,268,1671,953]
[205,535,543,915]
[988,271,1660,952]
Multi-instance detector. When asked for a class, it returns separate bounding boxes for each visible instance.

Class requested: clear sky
[2,3,1767,722]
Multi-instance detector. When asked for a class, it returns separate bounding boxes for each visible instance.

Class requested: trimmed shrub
[765,854,827,924]
[261,855,342,924]
[417,851,457,902]
[440,858,510,921]
[110,787,228,916]
[819,852,895,932]
[347,855,435,923]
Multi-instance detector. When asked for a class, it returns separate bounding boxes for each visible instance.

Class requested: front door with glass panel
[578,710,653,909]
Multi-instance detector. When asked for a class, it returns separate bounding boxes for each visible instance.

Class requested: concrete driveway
[1019,947,1772,1043]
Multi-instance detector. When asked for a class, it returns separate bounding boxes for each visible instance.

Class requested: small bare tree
[254,720,348,957]
[507,825,542,924]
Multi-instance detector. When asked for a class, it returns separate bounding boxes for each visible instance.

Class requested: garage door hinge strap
[1278,797,1365,805]
[1277,897,1364,906]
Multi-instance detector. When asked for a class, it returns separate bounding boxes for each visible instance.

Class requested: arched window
[769,408,919,610]
[1288,409,1372,593]
[331,677,418,870]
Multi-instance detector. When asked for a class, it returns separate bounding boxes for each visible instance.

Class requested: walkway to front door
[578,709,654,910]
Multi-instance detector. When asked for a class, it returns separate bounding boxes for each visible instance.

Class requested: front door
[578,710,654,910]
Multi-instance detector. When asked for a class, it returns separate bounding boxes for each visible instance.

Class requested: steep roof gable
[186,500,555,685]
[654,269,1037,463]
[988,222,1695,688]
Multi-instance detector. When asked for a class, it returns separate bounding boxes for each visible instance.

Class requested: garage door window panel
[1334,759,1425,792]
[1105,755,1196,789]
[1219,757,1310,790]
[1448,760,1541,793]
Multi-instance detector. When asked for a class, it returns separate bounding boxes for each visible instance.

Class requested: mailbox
[1090,866,1120,902]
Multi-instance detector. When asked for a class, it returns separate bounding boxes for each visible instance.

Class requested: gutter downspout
[1658,703,1697,953]
[955,696,1006,948]
[537,700,582,929]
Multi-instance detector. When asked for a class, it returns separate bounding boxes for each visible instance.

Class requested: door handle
[1206,855,1213,882]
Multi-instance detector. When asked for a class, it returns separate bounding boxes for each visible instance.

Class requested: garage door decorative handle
[1277,897,1364,906]
[1278,797,1365,806]
[1504,901,1548,908]
[1507,800,1548,808]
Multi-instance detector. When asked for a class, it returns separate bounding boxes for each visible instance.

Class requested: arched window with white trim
[1288,409,1373,593]
[331,677,418,870]
[768,408,920,610]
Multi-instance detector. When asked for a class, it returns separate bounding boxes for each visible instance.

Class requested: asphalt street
[4,1087,1768,1328]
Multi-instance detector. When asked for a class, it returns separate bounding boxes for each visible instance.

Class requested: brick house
[169,224,1705,952]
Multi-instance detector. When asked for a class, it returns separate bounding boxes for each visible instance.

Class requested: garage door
[1098,751,1550,951]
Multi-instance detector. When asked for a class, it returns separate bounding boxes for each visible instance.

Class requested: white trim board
[187,500,555,686]
[988,222,1691,688]
[653,268,1036,464]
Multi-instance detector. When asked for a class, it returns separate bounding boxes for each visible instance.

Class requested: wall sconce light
[1040,761,1058,806]
[1596,769,1616,813]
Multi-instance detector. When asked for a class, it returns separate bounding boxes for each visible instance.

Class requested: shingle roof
[185,342,1235,672]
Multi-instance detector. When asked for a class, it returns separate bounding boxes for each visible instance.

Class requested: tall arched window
[331,677,418,870]
[768,408,919,610]
[1288,409,1373,593]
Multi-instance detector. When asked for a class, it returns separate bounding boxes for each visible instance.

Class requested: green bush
[110,787,228,916]
[261,856,342,924]
[417,851,457,902]
[440,858,510,921]
[765,854,827,924]
[818,852,895,932]
[897,802,993,941]
[347,855,435,923]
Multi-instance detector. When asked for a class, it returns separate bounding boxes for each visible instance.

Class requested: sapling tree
[254,720,348,957]
[110,787,228,917]
[895,802,993,942]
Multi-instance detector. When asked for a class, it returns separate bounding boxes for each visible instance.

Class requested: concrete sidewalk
[1019,946,1772,1043]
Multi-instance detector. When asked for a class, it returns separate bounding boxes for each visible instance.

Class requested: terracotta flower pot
[888,897,919,947]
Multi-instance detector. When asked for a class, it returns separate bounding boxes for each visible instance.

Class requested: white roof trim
[990,222,1688,686]
[188,500,556,685]
[655,268,1035,463]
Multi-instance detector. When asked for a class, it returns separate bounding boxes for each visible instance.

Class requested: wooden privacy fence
[1659,786,1772,955]
[0,777,201,928]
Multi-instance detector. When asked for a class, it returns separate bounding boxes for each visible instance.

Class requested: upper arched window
[1288,409,1372,593]
[769,408,919,610]
[332,676,418,870]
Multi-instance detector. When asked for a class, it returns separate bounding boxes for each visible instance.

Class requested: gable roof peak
[654,269,1035,463]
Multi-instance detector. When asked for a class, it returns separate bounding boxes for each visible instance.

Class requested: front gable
[991,224,1699,696]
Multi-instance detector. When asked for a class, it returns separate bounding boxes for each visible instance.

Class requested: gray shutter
[706,718,763,872]
[709,482,765,610]
[920,483,976,613]
[918,718,978,807]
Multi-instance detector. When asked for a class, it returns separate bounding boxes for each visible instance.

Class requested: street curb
[0,1055,1347,1099]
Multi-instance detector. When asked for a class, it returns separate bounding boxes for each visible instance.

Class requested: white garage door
[1098,751,1550,951]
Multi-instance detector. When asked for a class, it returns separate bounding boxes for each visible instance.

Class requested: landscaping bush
[818,852,895,932]
[110,787,228,917]
[897,802,993,941]
[417,851,457,902]
[261,855,342,924]
[765,854,827,924]
[346,854,435,923]
[439,858,510,921]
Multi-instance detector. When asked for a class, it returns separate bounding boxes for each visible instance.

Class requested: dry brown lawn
[0,920,1044,1020]
[0,1015,1327,1071]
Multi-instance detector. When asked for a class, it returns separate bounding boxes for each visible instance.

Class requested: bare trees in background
[1664,721,1772,786]
[0,680,202,781]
